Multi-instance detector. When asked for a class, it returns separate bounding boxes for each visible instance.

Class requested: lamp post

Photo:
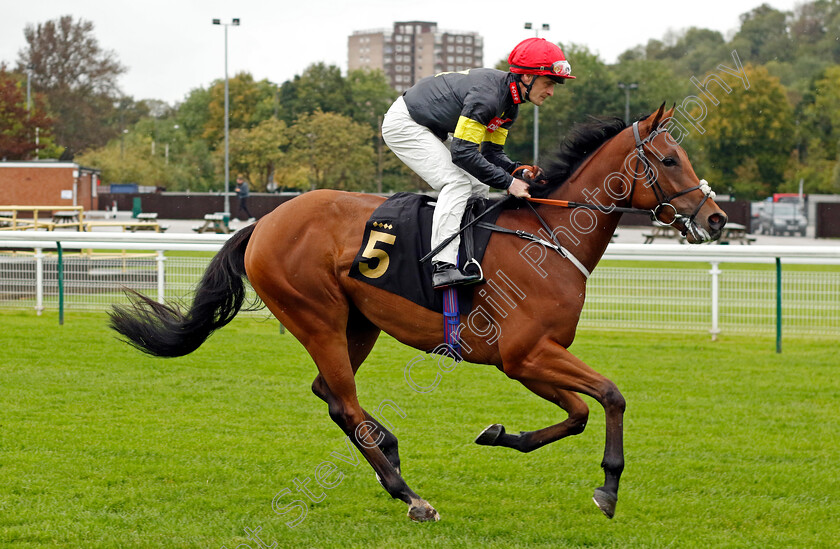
[524,22,550,165]
[26,64,35,158]
[617,82,638,125]
[25,63,33,116]
[114,98,128,160]
[212,18,240,214]
[165,124,179,166]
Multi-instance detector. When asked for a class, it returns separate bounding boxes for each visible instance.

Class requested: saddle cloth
[348,192,502,314]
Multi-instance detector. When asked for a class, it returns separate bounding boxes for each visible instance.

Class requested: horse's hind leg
[476,384,589,453]
[345,311,402,471]
[303,319,436,521]
[310,315,402,473]
[247,229,431,520]
[313,376,402,474]
[313,359,437,521]
[489,340,626,519]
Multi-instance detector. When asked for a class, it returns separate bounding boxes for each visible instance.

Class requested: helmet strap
[520,74,536,102]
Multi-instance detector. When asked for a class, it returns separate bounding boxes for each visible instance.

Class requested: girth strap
[475,221,591,279]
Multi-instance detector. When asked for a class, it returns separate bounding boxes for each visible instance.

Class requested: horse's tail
[109,223,257,358]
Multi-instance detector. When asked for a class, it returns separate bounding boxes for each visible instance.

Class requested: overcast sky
[1,0,803,106]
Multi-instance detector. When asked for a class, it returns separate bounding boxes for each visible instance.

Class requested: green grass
[1,311,838,548]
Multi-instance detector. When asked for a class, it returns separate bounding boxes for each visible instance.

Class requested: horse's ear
[648,101,667,129]
[659,104,676,127]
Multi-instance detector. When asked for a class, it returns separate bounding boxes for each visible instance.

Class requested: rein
[526,197,655,217]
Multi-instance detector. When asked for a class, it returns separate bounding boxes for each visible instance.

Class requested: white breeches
[382,96,490,265]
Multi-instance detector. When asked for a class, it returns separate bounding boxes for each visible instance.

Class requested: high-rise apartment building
[348,21,484,93]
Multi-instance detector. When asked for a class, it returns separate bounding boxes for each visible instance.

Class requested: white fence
[1,232,839,339]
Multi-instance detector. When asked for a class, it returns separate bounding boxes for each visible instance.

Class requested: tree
[612,58,687,118]
[790,0,840,63]
[176,86,212,141]
[346,69,398,191]
[17,15,126,155]
[789,64,840,193]
[635,27,729,76]
[800,66,840,150]
[223,118,288,190]
[699,65,795,199]
[346,69,397,128]
[202,72,277,144]
[730,4,794,65]
[76,131,169,188]
[285,111,375,191]
[278,63,353,125]
[77,112,214,191]
[0,67,59,159]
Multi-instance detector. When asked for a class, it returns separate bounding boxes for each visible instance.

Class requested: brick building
[348,21,484,93]
[0,161,101,211]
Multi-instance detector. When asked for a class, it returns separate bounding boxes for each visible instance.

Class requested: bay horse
[109,104,727,522]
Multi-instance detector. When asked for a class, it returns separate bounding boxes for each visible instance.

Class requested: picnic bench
[642,222,685,244]
[80,212,167,232]
[130,213,168,231]
[642,220,756,245]
[193,212,231,234]
[51,210,85,231]
[0,205,85,231]
[84,221,166,232]
[716,222,755,245]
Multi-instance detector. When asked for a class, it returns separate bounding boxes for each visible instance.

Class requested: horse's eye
[662,157,678,167]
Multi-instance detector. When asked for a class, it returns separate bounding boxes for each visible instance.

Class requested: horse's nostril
[708,213,727,232]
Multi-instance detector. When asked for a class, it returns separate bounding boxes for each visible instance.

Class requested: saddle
[348,192,504,314]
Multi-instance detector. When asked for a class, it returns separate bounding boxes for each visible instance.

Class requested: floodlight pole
[26,64,32,116]
[617,82,638,125]
[26,63,34,158]
[524,23,550,165]
[213,18,240,215]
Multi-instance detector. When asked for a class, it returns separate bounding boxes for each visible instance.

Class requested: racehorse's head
[625,104,727,243]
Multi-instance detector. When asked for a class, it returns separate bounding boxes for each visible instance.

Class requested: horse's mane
[531,116,629,199]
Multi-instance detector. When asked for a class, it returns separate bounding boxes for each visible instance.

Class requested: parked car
[758,201,807,236]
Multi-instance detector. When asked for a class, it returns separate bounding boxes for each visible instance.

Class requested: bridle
[627,121,715,240]
[527,120,716,240]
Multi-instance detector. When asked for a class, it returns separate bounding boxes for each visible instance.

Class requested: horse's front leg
[495,338,626,518]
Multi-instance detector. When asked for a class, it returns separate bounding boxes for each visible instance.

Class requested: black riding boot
[432,261,482,290]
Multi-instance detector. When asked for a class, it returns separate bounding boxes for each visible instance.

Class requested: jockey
[381,37,575,290]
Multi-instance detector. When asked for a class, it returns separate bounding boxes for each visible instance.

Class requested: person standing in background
[234,174,254,221]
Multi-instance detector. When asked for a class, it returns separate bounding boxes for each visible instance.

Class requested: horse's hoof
[475,423,505,446]
[592,488,617,519]
[408,501,440,522]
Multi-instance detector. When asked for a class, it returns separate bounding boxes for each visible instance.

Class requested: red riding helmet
[508,37,575,82]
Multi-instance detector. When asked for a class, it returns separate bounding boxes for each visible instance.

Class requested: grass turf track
[0,310,837,548]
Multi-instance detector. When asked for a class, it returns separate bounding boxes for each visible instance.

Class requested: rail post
[709,261,721,340]
[35,247,44,315]
[56,242,64,325]
[776,257,782,353]
[156,250,166,303]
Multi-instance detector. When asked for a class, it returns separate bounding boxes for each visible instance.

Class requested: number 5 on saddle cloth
[349,192,505,355]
